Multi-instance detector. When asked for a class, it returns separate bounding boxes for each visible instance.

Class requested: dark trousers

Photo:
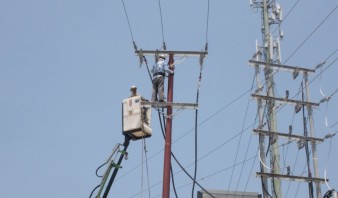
[152,75,164,102]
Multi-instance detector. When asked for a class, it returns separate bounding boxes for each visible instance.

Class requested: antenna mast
[250,1,326,198]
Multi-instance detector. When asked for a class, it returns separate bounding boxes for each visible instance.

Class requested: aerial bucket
[122,95,152,140]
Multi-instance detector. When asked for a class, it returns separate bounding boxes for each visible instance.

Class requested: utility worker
[130,85,148,101]
[151,54,174,102]
[129,85,139,97]
[129,85,149,124]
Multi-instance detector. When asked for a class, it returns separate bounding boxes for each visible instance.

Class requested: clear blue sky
[1,0,337,197]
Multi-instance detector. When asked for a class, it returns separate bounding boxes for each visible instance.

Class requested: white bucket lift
[122,96,152,140]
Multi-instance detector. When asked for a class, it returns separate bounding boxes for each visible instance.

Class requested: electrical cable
[143,138,152,198]
[284,5,338,63]
[228,72,256,193]
[127,119,259,198]
[89,184,101,198]
[282,83,301,168]
[205,0,210,51]
[258,148,273,170]
[89,143,124,198]
[301,82,314,198]
[323,133,335,191]
[171,165,179,198]
[157,0,166,50]
[234,102,257,194]
[171,153,216,198]
[121,0,138,50]
[95,162,108,177]
[143,56,153,82]
[139,136,151,198]
[281,0,300,23]
[198,155,257,182]
[317,51,338,127]
[244,146,267,197]
[158,103,209,198]
[312,58,338,87]
[192,52,204,198]
[141,138,144,198]
[173,87,253,143]
[294,160,312,197]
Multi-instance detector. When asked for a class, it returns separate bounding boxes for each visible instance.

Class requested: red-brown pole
[162,54,174,198]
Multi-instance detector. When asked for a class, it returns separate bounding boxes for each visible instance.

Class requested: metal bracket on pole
[138,49,144,67]
[199,50,206,67]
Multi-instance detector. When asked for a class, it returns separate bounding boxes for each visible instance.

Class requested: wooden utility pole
[162,53,174,198]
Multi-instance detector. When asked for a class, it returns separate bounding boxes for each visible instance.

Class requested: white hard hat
[159,54,166,59]
[130,85,137,90]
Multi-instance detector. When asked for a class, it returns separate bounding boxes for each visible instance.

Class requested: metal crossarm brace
[248,60,315,74]
[251,94,319,107]
[256,172,328,183]
[141,101,198,110]
[253,129,324,143]
[135,50,208,57]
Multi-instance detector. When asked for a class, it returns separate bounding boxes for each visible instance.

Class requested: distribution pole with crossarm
[136,49,207,198]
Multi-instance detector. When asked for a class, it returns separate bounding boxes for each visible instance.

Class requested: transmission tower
[249,1,327,198]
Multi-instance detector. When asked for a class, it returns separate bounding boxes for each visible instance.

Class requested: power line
[157,0,166,50]
[192,56,204,197]
[235,105,259,194]
[227,73,256,192]
[199,155,257,181]
[121,0,138,50]
[205,0,210,50]
[284,5,338,63]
